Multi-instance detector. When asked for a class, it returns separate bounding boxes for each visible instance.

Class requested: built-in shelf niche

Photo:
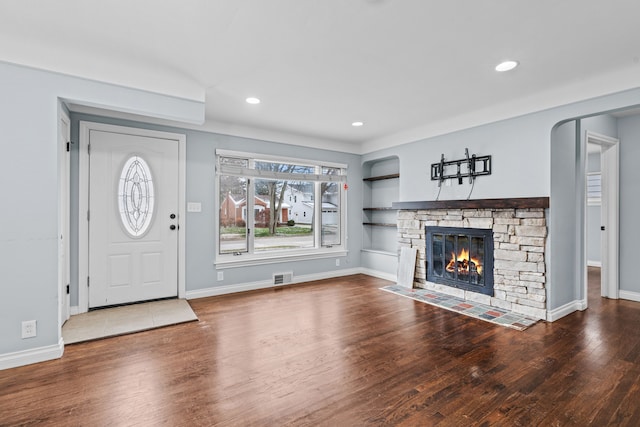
[362,157,399,256]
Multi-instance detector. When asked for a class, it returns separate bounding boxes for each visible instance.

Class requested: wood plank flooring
[2,270,640,426]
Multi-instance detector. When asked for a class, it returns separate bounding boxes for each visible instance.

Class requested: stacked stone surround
[397,208,548,320]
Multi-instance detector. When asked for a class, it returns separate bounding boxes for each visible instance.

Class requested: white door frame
[58,105,71,329]
[585,130,619,300]
[78,121,187,313]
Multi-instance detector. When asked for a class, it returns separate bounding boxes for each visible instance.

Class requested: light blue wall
[68,113,362,302]
[0,61,204,359]
[548,112,640,305]
[363,90,640,312]
[586,151,602,265]
[582,115,618,267]
[363,113,553,202]
[617,114,640,295]
[579,113,640,298]
[549,120,583,308]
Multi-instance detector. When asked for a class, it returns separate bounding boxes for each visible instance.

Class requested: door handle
[170,224,177,230]
[170,213,176,219]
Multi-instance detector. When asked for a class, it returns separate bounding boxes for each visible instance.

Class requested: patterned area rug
[380,285,539,331]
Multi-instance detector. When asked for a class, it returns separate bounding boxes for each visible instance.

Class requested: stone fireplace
[392,198,549,320]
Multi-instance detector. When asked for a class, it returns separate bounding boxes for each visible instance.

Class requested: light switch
[187,202,202,212]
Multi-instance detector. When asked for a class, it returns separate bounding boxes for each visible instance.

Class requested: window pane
[470,236,484,285]
[444,235,456,280]
[322,166,342,176]
[456,235,469,283]
[321,181,340,246]
[254,178,314,252]
[118,156,154,237]
[220,156,248,167]
[255,160,314,175]
[587,173,601,204]
[219,175,247,253]
[432,234,444,277]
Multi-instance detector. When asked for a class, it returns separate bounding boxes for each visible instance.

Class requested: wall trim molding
[587,260,602,267]
[619,290,640,303]
[0,338,64,371]
[358,268,397,282]
[186,268,369,300]
[546,299,587,322]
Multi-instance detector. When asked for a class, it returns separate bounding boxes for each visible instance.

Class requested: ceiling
[2,0,640,154]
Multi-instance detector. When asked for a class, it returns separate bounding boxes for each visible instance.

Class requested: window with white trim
[216,150,347,263]
[587,172,601,206]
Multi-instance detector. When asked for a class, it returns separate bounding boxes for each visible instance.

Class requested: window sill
[215,248,348,269]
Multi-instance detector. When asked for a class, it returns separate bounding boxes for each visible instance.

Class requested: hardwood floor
[2,270,640,426]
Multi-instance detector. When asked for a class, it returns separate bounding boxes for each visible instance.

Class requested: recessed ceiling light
[352,121,364,127]
[495,60,519,72]
[246,97,261,104]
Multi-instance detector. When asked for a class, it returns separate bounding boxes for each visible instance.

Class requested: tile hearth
[381,285,539,330]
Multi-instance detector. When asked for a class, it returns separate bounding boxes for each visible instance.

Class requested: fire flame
[445,248,483,275]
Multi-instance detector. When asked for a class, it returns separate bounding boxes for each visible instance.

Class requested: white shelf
[361,248,397,256]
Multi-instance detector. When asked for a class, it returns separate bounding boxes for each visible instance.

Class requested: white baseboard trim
[587,260,602,267]
[0,338,64,371]
[546,299,587,322]
[358,268,397,282]
[70,306,80,316]
[186,268,364,300]
[619,290,640,302]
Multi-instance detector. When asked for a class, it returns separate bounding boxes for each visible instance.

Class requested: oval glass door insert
[118,155,155,237]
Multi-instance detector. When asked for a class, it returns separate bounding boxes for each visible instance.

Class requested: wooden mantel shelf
[391,197,549,210]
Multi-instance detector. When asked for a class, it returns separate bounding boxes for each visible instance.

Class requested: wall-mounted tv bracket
[430,149,491,186]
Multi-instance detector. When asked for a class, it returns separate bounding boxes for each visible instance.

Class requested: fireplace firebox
[425,227,494,296]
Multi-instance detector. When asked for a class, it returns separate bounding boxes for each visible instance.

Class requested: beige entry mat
[62,299,198,344]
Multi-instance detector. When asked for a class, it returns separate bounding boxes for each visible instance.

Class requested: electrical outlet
[22,320,37,338]
[336,258,340,267]
[217,271,224,281]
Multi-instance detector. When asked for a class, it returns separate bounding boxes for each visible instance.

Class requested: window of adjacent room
[216,150,347,265]
[587,172,602,205]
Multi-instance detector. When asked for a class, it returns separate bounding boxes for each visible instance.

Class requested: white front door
[88,129,179,308]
